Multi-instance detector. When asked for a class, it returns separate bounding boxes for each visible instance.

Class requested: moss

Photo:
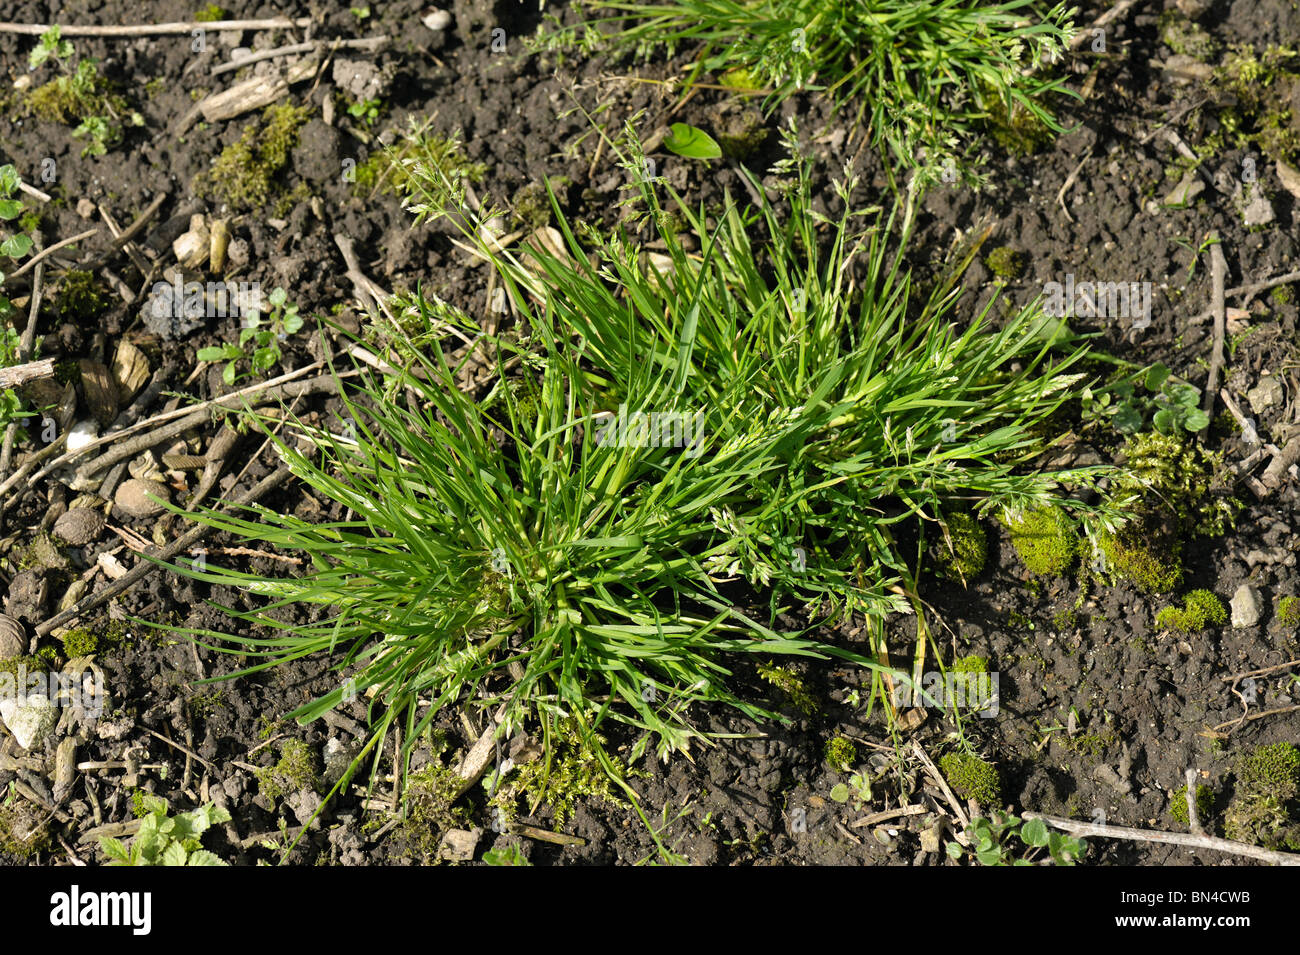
[401,764,471,859]
[511,180,551,231]
[939,752,1001,805]
[18,533,70,572]
[54,269,110,319]
[718,67,761,90]
[714,108,767,159]
[756,660,817,715]
[0,801,50,858]
[130,788,150,818]
[28,60,110,125]
[1270,284,1295,306]
[1158,12,1219,61]
[1156,589,1227,633]
[1003,506,1079,577]
[505,720,625,827]
[951,654,988,675]
[194,5,229,21]
[1069,730,1118,759]
[984,88,1055,155]
[1210,45,1300,167]
[257,739,320,801]
[197,102,310,211]
[187,689,225,720]
[1098,520,1183,594]
[1115,432,1241,538]
[33,643,60,669]
[1224,742,1300,849]
[824,735,857,772]
[1170,783,1215,827]
[0,656,44,681]
[61,628,98,657]
[984,246,1026,280]
[1275,595,1300,629]
[936,512,986,584]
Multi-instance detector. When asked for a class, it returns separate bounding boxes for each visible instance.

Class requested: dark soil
[0,0,1298,866]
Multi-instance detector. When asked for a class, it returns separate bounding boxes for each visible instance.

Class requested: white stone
[1231,583,1261,628]
[0,693,58,750]
[66,419,99,453]
[423,9,452,31]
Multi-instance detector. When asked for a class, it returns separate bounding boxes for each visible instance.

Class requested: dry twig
[1024,811,1300,865]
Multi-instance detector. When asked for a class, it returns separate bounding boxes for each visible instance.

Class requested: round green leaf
[1020,817,1049,847]
[1144,362,1170,392]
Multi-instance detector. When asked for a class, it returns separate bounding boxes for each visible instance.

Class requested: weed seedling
[100,794,231,865]
[26,26,141,157]
[947,813,1086,865]
[198,287,303,384]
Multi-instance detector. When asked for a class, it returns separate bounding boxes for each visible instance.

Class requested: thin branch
[211,36,388,76]
[8,228,100,278]
[1202,235,1227,424]
[1185,769,1203,837]
[1024,811,1300,865]
[0,18,312,36]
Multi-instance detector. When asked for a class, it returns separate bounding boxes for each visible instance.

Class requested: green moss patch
[1003,506,1079,577]
[197,102,310,212]
[939,752,1001,805]
[1156,589,1227,633]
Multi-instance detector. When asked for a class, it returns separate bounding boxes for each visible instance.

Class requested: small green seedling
[27,26,142,157]
[663,122,721,159]
[829,770,872,807]
[482,844,531,866]
[347,98,382,127]
[28,24,73,69]
[946,813,1086,866]
[0,165,36,431]
[1084,362,1209,436]
[100,794,231,866]
[198,286,303,385]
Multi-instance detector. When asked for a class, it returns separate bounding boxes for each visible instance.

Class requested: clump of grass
[1155,590,1227,633]
[575,0,1077,182]
[940,752,1000,805]
[1003,505,1079,576]
[155,121,1115,807]
[197,102,310,211]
